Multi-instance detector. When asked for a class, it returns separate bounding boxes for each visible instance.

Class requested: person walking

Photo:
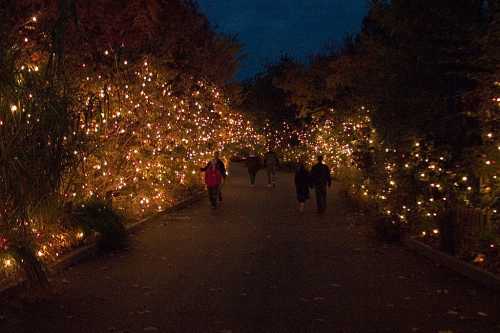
[201,151,226,201]
[309,155,332,214]
[264,150,279,187]
[246,151,261,186]
[202,160,223,209]
[294,161,310,213]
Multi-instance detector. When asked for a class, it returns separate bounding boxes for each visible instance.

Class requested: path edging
[404,237,500,291]
[0,190,205,295]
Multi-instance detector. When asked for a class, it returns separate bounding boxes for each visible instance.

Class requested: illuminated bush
[0,1,260,286]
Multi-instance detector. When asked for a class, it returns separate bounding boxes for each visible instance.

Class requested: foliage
[0,50,84,287]
[374,216,402,243]
[240,56,301,129]
[72,200,126,251]
[0,0,258,286]
[253,1,499,267]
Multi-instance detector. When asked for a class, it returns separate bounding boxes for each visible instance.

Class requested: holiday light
[262,95,497,266]
[0,10,261,283]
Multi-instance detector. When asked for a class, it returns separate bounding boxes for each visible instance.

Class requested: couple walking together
[246,150,279,187]
[295,155,332,214]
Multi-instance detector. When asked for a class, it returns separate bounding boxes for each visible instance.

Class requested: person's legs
[320,187,327,213]
[315,186,321,212]
[270,166,276,187]
[249,171,256,185]
[207,188,212,207]
[315,185,327,213]
[266,168,272,186]
[208,187,218,208]
[218,184,223,202]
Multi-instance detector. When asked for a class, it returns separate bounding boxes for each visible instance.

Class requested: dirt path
[1,163,499,333]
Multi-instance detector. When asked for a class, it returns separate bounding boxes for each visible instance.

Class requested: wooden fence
[440,206,494,257]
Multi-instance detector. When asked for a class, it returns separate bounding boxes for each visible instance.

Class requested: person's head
[214,151,220,159]
[317,155,324,163]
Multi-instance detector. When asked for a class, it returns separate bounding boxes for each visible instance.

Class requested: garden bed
[404,237,500,291]
[0,190,205,295]
[342,188,500,289]
[416,232,500,277]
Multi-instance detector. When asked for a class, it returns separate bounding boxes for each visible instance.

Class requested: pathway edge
[404,237,500,291]
[0,190,205,295]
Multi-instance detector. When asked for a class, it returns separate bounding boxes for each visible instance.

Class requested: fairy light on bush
[0,11,261,282]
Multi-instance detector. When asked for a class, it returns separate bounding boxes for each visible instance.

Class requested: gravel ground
[1,163,499,333]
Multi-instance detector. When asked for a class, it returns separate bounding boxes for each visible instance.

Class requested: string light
[0,11,262,281]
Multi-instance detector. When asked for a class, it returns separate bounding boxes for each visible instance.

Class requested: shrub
[0,60,84,288]
[374,216,402,243]
[72,200,127,251]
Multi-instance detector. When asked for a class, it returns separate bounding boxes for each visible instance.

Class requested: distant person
[264,150,279,187]
[246,151,261,186]
[202,160,223,209]
[309,155,332,214]
[294,161,310,212]
[201,151,226,201]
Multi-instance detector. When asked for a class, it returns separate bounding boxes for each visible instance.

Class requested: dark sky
[197,0,368,80]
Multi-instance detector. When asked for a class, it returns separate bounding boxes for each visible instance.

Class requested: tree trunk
[14,245,50,290]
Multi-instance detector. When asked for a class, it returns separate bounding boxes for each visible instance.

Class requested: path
[1,163,499,333]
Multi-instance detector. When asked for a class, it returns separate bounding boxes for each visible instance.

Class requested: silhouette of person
[309,155,331,214]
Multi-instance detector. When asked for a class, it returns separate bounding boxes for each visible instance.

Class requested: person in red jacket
[201,151,226,201]
[203,160,223,209]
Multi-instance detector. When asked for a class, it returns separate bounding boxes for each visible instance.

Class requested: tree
[240,56,300,125]
[0,45,84,288]
[0,0,250,288]
[357,0,487,149]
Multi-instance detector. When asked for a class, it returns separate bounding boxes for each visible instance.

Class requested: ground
[1,163,499,333]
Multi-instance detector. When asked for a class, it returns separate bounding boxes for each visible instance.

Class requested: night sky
[197,0,368,80]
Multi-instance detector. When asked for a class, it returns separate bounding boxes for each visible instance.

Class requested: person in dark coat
[294,161,310,212]
[201,151,226,201]
[309,155,331,214]
[245,151,261,186]
[264,150,279,187]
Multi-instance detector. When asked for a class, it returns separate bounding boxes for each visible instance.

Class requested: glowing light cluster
[0,11,260,283]
[263,102,498,267]
[66,59,259,217]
